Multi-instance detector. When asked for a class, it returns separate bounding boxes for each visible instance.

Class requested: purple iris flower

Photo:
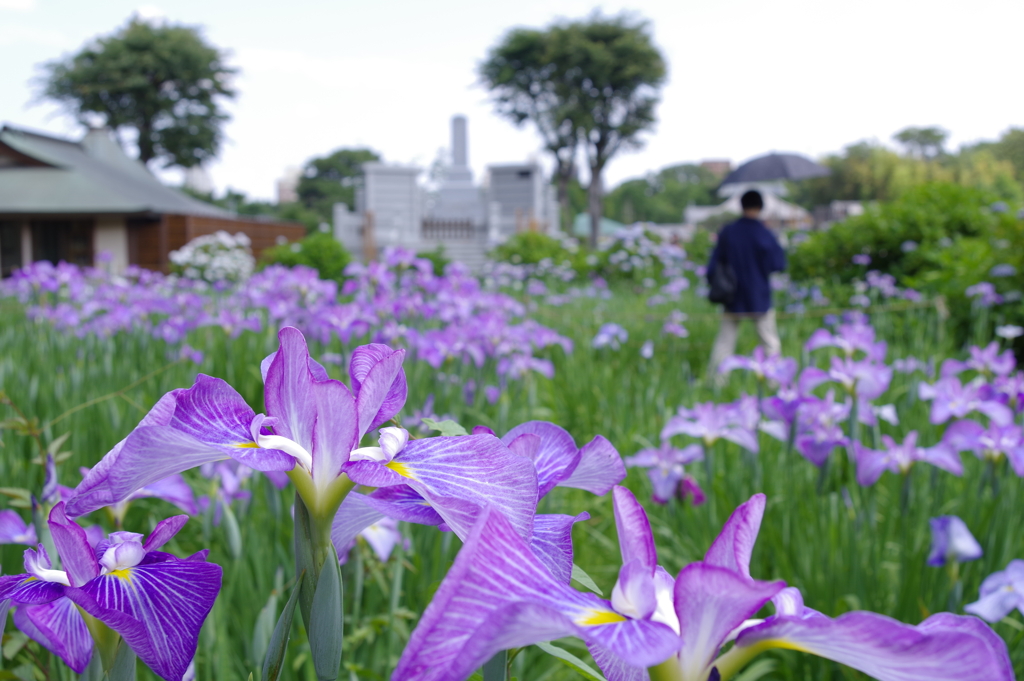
[593,323,628,350]
[927,516,983,567]
[942,419,1024,475]
[793,390,850,466]
[918,377,1013,426]
[852,432,963,486]
[893,356,929,374]
[965,282,1003,307]
[826,356,892,400]
[805,321,884,359]
[941,342,1016,378]
[89,467,199,527]
[197,462,252,526]
[333,420,617,584]
[69,327,544,588]
[333,420,621,552]
[662,401,759,453]
[497,421,626,499]
[718,346,797,385]
[66,326,407,522]
[625,441,705,504]
[338,517,408,565]
[0,509,37,545]
[993,371,1024,413]
[393,489,1013,680]
[405,394,449,433]
[0,503,220,680]
[662,310,689,338]
[965,560,1024,623]
[762,367,829,432]
[341,426,539,543]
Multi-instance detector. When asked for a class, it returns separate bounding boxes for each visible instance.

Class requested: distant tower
[452,115,468,169]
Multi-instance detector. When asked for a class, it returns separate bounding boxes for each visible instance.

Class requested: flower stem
[80,609,121,672]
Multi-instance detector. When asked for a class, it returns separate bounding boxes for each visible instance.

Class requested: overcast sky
[2,0,1022,201]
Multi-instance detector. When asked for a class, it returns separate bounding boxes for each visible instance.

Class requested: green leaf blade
[262,571,304,681]
[535,641,607,681]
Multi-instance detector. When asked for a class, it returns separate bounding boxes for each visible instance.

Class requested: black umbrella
[719,152,829,186]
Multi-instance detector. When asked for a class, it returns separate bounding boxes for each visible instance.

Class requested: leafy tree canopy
[788,139,1022,208]
[552,14,666,247]
[604,164,718,224]
[480,27,579,223]
[295,148,380,220]
[481,13,665,247]
[965,127,1024,183]
[893,126,948,159]
[40,17,236,169]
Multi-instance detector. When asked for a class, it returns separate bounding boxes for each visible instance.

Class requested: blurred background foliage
[259,230,352,282]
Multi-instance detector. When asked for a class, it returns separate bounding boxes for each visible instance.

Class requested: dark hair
[740,190,763,210]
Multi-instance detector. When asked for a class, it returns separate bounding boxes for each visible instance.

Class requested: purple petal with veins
[735,610,1013,681]
[13,598,93,673]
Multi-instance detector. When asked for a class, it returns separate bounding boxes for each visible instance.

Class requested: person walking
[706,190,787,376]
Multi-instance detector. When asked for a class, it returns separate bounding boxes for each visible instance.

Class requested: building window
[31,220,94,267]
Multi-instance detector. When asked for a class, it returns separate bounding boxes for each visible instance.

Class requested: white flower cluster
[169,231,255,283]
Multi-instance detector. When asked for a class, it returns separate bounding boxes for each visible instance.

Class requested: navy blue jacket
[706,217,786,314]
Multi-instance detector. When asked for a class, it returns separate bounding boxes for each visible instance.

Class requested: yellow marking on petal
[109,569,132,581]
[576,609,627,626]
[386,460,415,479]
[233,442,260,448]
[741,637,813,655]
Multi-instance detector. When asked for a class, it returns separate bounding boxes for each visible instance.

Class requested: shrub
[790,181,1024,348]
[790,183,1006,283]
[169,231,255,283]
[259,230,352,282]
[490,231,571,266]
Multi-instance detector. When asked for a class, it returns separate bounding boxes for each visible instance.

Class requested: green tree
[480,29,579,229]
[296,148,380,222]
[975,127,1024,183]
[481,13,666,248]
[788,142,935,207]
[893,126,948,159]
[40,17,236,169]
[553,15,666,247]
[604,163,718,224]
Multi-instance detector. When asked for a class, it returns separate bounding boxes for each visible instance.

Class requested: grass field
[1,283,1022,681]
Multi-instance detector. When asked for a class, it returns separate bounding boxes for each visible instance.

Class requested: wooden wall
[128,214,305,273]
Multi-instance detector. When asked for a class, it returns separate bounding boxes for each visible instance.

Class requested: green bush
[258,230,352,282]
[790,182,1024,348]
[790,183,1010,282]
[489,231,571,265]
[685,227,715,267]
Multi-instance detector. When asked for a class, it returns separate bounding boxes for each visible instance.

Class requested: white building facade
[334,115,559,271]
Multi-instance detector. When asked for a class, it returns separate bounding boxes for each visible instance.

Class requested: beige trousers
[708,309,781,375]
